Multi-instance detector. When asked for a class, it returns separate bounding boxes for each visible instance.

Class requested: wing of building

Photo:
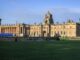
[0,11,80,37]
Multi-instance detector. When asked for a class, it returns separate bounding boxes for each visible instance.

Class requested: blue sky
[0,0,80,24]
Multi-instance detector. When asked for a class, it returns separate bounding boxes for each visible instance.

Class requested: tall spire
[47,11,52,15]
[44,11,54,24]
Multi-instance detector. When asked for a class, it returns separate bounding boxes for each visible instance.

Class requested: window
[63,25,65,28]
[64,31,66,35]
[57,31,59,34]
[51,31,54,35]
[20,27,23,33]
[54,27,56,29]
[34,32,35,36]
[70,26,72,29]
[61,31,63,34]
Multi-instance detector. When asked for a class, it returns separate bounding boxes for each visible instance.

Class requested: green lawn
[0,40,80,60]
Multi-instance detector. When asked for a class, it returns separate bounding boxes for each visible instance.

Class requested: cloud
[68,8,80,13]
[1,8,43,24]
[1,7,80,24]
[51,8,80,23]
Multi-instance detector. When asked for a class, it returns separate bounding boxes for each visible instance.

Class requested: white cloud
[51,8,80,23]
[1,7,80,24]
[68,8,80,13]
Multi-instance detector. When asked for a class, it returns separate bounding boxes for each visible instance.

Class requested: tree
[54,33,61,40]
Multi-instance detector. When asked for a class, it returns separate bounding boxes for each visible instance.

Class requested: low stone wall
[1,37,80,41]
[60,37,80,40]
[0,37,15,41]
[0,37,57,41]
[69,37,80,40]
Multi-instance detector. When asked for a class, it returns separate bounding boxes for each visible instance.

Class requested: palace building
[0,11,80,37]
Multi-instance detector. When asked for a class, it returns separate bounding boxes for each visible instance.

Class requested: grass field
[0,40,80,60]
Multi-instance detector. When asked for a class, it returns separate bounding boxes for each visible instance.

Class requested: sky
[0,0,80,24]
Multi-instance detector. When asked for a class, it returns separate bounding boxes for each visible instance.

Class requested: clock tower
[44,11,54,24]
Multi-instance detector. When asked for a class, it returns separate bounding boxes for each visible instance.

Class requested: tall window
[63,25,65,28]
[34,32,35,37]
[20,27,23,33]
[64,31,66,35]
[61,31,63,34]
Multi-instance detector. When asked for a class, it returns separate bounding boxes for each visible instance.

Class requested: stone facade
[0,11,80,37]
